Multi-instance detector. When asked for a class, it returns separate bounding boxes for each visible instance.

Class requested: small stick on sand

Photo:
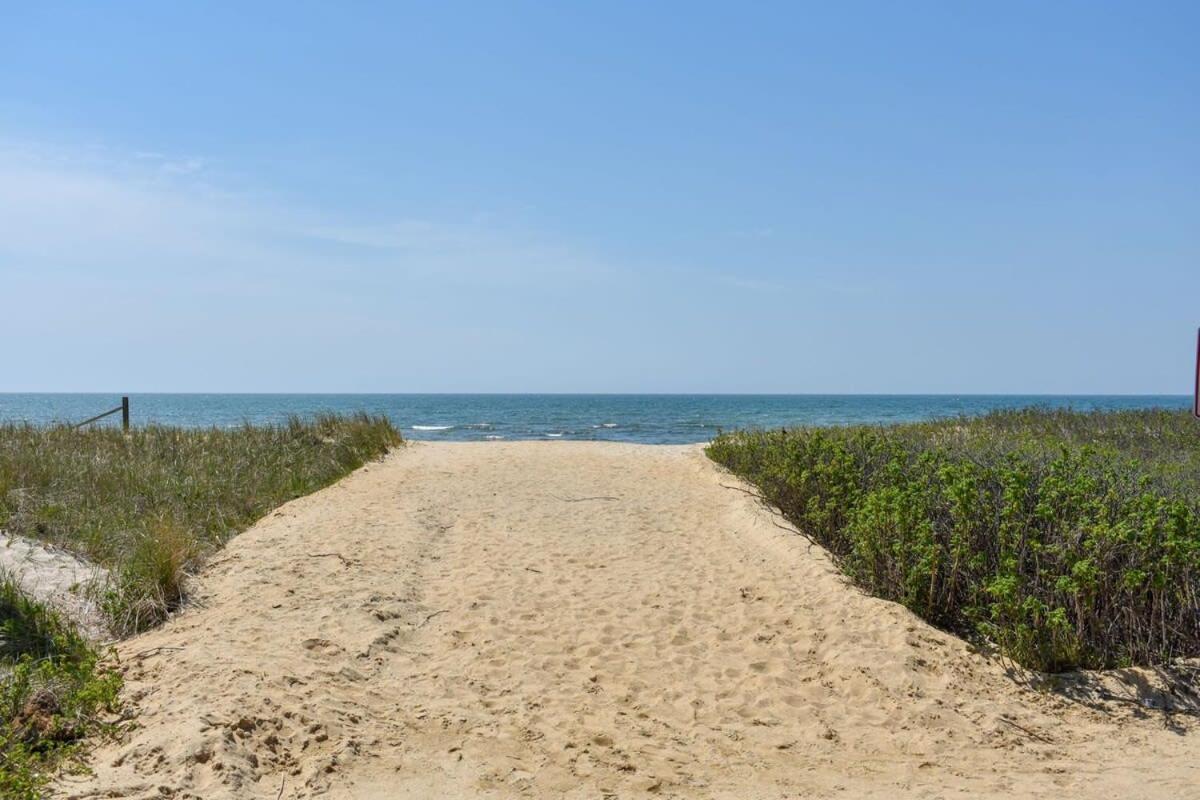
[132,645,185,660]
[550,494,619,502]
[419,610,448,627]
[719,483,767,500]
[998,717,1054,744]
[719,484,818,547]
[306,552,355,567]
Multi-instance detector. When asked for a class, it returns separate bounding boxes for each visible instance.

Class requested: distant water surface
[0,394,1190,445]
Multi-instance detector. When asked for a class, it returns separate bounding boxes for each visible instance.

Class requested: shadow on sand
[1004,659,1200,735]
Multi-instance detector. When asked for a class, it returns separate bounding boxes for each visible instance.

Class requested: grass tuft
[102,521,198,636]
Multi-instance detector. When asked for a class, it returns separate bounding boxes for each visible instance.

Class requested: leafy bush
[0,576,121,799]
[707,408,1200,672]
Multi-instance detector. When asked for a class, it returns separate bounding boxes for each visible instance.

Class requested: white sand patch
[0,532,109,640]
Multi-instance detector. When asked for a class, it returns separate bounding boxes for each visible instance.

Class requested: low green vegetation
[0,413,401,792]
[0,413,402,634]
[0,575,121,799]
[708,408,1200,672]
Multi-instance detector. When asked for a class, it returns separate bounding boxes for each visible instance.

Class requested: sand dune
[57,442,1197,799]
[1,533,108,641]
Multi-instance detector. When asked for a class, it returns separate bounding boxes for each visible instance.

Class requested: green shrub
[0,576,121,799]
[707,408,1200,672]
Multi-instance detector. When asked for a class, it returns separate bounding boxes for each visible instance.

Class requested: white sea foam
[485,434,505,440]
[412,425,453,431]
[546,433,564,438]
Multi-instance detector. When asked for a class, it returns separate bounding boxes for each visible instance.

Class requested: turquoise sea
[0,394,1190,444]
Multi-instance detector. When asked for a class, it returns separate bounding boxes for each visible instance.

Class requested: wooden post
[122,396,130,431]
[1194,329,1200,419]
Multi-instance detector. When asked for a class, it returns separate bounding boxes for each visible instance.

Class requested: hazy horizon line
[0,391,1191,398]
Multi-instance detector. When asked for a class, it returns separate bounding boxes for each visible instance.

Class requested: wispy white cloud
[714,273,780,292]
[730,226,775,240]
[160,157,206,176]
[0,137,850,316]
[0,137,898,392]
[304,219,615,283]
[0,139,611,289]
[130,149,205,174]
[710,268,885,296]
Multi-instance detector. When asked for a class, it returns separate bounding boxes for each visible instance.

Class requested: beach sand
[1,532,109,641]
[58,442,1197,799]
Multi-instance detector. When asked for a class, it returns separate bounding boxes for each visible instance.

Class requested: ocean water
[0,394,1191,444]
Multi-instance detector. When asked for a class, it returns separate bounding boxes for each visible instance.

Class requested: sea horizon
[2,392,1190,445]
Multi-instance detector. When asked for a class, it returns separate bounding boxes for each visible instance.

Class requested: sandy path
[58,442,1197,799]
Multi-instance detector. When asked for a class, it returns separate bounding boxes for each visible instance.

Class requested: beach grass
[0,414,402,634]
[0,413,399,794]
[707,408,1200,672]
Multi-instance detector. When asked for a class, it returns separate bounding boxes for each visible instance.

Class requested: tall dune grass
[707,408,1200,672]
[0,413,399,793]
[0,413,402,634]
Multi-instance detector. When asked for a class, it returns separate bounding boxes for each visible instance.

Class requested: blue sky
[1,1,1196,393]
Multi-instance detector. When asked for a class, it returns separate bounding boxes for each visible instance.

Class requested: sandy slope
[57,442,1197,799]
[1,532,108,640]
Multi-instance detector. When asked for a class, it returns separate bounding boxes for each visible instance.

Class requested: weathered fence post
[122,396,130,431]
[1194,329,1199,419]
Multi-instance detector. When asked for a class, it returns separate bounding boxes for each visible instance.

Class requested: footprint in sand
[301,638,343,657]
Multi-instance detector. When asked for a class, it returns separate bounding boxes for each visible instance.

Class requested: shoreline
[2,394,1192,446]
